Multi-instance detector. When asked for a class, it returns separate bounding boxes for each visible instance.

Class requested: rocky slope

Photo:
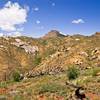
[0,31,100,80]
[0,31,100,100]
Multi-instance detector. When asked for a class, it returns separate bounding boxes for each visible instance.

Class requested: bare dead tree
[66,81,86,100]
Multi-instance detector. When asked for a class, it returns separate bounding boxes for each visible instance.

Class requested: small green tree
[13,71,20,82]
[67,66,79,80]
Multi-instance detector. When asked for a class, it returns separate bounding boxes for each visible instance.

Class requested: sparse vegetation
[35,82,68,97]
[67,66,79,80]
[39,39,47,45]
[12,71,21,82]
[44,48,56,57]
[0,32,100,99]
[34,54,42,66]
[0,82,7,88]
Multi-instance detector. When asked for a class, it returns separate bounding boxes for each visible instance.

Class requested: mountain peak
[43,30,65,39]
[95,32,100,36]
[92,32,100,37]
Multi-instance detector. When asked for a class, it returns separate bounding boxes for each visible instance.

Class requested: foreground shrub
[67,66,79,80]
[12,71,20,82]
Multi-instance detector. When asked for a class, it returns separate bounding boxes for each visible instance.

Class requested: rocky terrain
[0,30,100,100]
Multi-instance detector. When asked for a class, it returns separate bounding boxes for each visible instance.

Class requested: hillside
[43,30,65,39]
[0,31,100,100]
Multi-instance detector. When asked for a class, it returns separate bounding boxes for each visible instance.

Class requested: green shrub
[67,66,79,80]
[34,55,41,66]
[12,71,20,82]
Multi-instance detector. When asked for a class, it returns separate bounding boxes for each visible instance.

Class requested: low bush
[67,66,79,80]
[12,71,20,82]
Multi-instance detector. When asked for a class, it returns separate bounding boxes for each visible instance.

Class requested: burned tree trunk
[75,87,86,100]
[66,81,86,100]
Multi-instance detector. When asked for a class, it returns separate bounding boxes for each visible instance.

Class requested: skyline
[0,0,100,37]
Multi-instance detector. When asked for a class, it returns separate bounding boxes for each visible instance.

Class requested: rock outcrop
[43,30,65,39]
[12,39,38,54]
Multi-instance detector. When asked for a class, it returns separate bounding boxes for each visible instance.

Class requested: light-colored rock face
[21,45,38,54]
[12,39,39,54]
[0,45,7,50]
[79,51,88,57]
[0,45,4,48]
[75,38,80,41]
[12,39,26,47]
[15,38,21,43]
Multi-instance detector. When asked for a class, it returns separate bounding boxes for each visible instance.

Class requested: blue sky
[0,0,100,37]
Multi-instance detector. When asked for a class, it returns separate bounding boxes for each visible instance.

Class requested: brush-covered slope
[0,31,100,100]
[0,31,100,80]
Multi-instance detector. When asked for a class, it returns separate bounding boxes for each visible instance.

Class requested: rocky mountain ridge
[0,31,100,100]
[42,30,66,39]
[0,31,100,81]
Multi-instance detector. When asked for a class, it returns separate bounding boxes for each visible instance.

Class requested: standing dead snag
[66,82,86,100]
[75,87,86,100]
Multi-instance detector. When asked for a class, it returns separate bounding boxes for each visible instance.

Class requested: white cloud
[13,31,22,37]
[33,7,39,12]
[7,31,22,37]
[24,5,30,12]
[0,33,4,37]
[0,1,28,31]
[52,3,56,6]
[72,19,85,24]
[17,27,24,31]
[36,20,40,24]
[0,31,22,37]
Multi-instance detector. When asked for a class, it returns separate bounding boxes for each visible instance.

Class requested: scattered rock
[12,39,39,54]
[79,51,88,57]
